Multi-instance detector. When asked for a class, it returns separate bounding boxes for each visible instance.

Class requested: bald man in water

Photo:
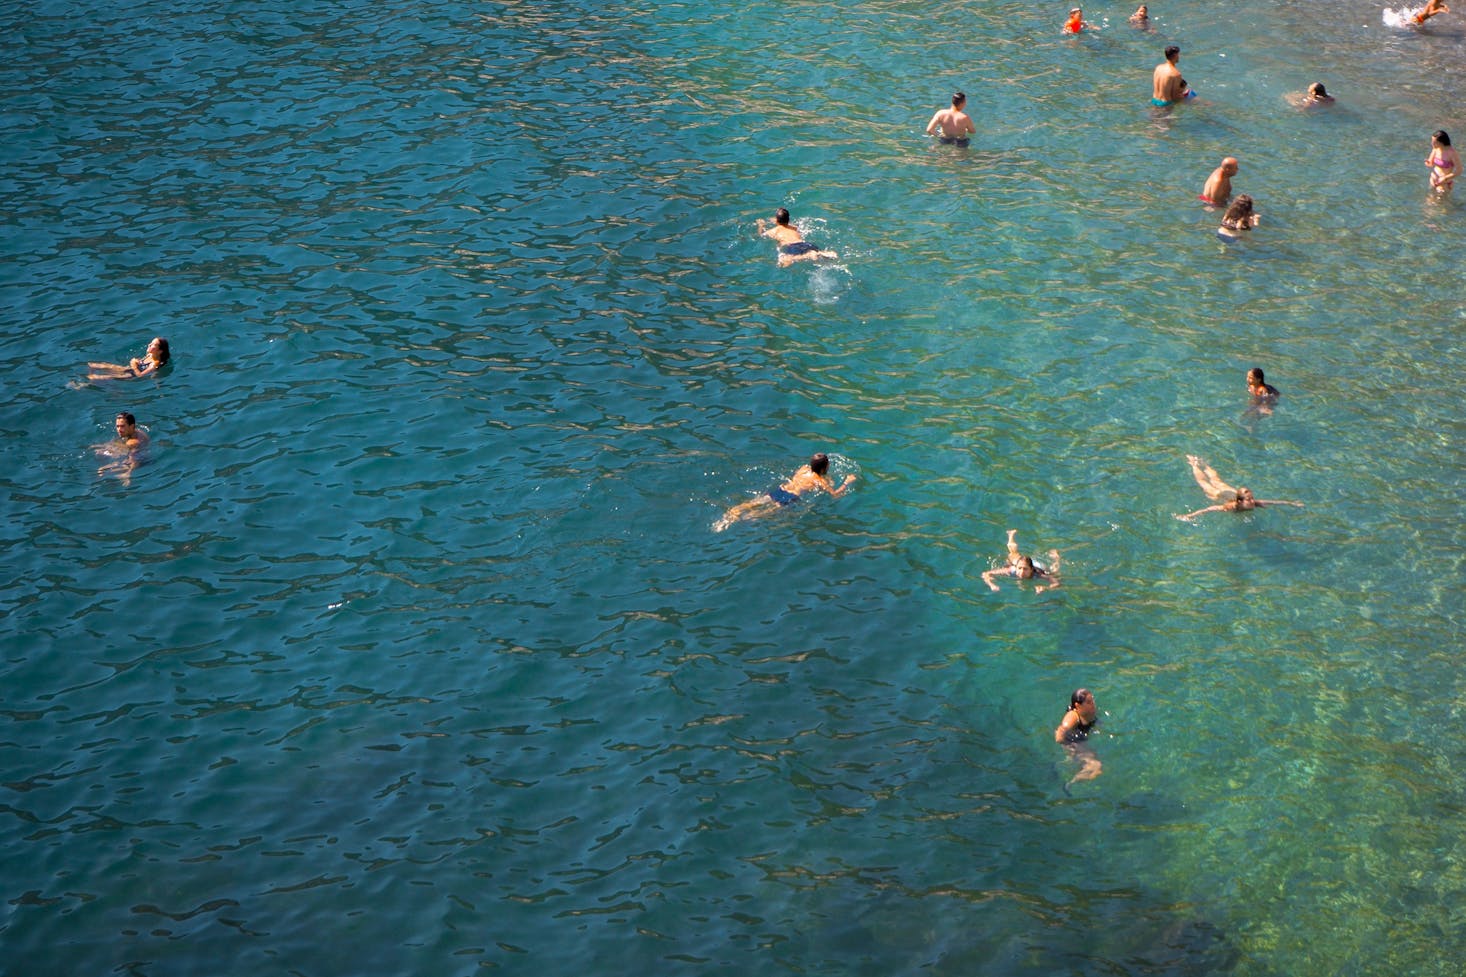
[1200,157,1239,207]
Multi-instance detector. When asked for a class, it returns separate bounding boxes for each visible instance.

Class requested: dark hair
[775,207,791,225]
[1070,688,1092,709]
[153,337,171,365]
[117,412,136,425]
[1016,555,1037,578]
[952,91,965,106]
[1309,83,1328,97]
[1223,194,1254,224]
[810,453,830,475]
[1164,45,1180,60]
[1247,367,1265,384]
[1433,130,1451,147]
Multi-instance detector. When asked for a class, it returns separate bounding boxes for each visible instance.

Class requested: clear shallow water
[2,1,1464,974]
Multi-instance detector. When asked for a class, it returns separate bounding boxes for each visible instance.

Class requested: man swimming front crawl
[713,452,855,532]
[757,208,839,267]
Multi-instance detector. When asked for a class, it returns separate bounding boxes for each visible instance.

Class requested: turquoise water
[3,1,1464,974]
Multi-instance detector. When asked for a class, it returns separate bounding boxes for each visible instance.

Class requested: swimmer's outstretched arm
[828,474,856,498]
[981,568,1005,592]
[1176,504,1226,521]
[1255,499,1304,508]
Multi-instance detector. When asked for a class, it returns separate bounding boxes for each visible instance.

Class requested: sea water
[2,1,1464,974]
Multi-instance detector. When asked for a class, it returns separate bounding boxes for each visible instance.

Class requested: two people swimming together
[713,452,855,532]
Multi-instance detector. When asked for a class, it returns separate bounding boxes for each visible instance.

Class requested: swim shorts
[767,487,801,506]
[780,242,819,257]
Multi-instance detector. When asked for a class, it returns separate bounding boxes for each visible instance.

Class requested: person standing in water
[1152,45,1187,106]
[1200,157,1239,207]
[1425,130,1458,194]
[713,452,855,532]
[1055,688,1102,785]
[925,91,977,147]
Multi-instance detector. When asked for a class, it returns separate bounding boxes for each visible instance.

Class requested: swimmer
[925,91,977,148]
[713,452,855,532]
[1415,0,1449,23]
[757,208,838,268]
[982,529,1061,593]
[1303,82,1334,106]
[1055,688,1102,785]
[1129,4,1149,27]
[1425,130,1458,193]
[1246,367,1279,407]
[1176,455,1303,521]
[1199,157,1239,207]
[88,337,170,380]
[1218,195,1260,239]
[1063,7,1093,33]
[94,411,150,485]
[1151,46,1186,106]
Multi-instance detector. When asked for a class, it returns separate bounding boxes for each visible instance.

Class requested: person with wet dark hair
[1303,82,1334,106]
[1055,688,1102,784]
[88,337,170,380]
[95,412,150,485]
[756,208,838,267]
[982,529,1061,593]
[1246,368,1279,408]
[1218,195,1260,238]
[1425,130,1458,193]
[925,91,976,147]
[713,452,855,532]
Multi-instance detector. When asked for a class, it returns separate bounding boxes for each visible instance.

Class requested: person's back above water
[1152,45,1187,105]
[925,91,977,147]
[756,208,839,267]
[1200,157,1239,207]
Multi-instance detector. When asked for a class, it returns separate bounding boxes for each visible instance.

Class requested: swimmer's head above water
[809,452,830,475]
[774,207,792,226]
[951,91,966,108]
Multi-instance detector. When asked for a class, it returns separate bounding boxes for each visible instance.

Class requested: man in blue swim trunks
[757,208,839,267]
[713,452,856,532]
[1151,45,1187,105]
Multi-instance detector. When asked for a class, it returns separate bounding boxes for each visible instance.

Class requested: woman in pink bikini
[1425,130,1458,193]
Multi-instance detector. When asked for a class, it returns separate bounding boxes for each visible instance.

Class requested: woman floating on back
[1176,455,1303,521]
[89,337,170,380]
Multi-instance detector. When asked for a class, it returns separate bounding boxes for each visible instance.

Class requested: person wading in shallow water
[1055,688,1102,785]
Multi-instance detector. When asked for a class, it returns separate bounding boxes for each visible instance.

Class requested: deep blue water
[2,1,1464,974]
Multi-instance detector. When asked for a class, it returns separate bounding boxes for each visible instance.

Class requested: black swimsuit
[1062,713,1096,744]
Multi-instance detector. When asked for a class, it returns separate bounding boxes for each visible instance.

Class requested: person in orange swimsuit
[1414,0,1448,24]
[1063,7,1092,32]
